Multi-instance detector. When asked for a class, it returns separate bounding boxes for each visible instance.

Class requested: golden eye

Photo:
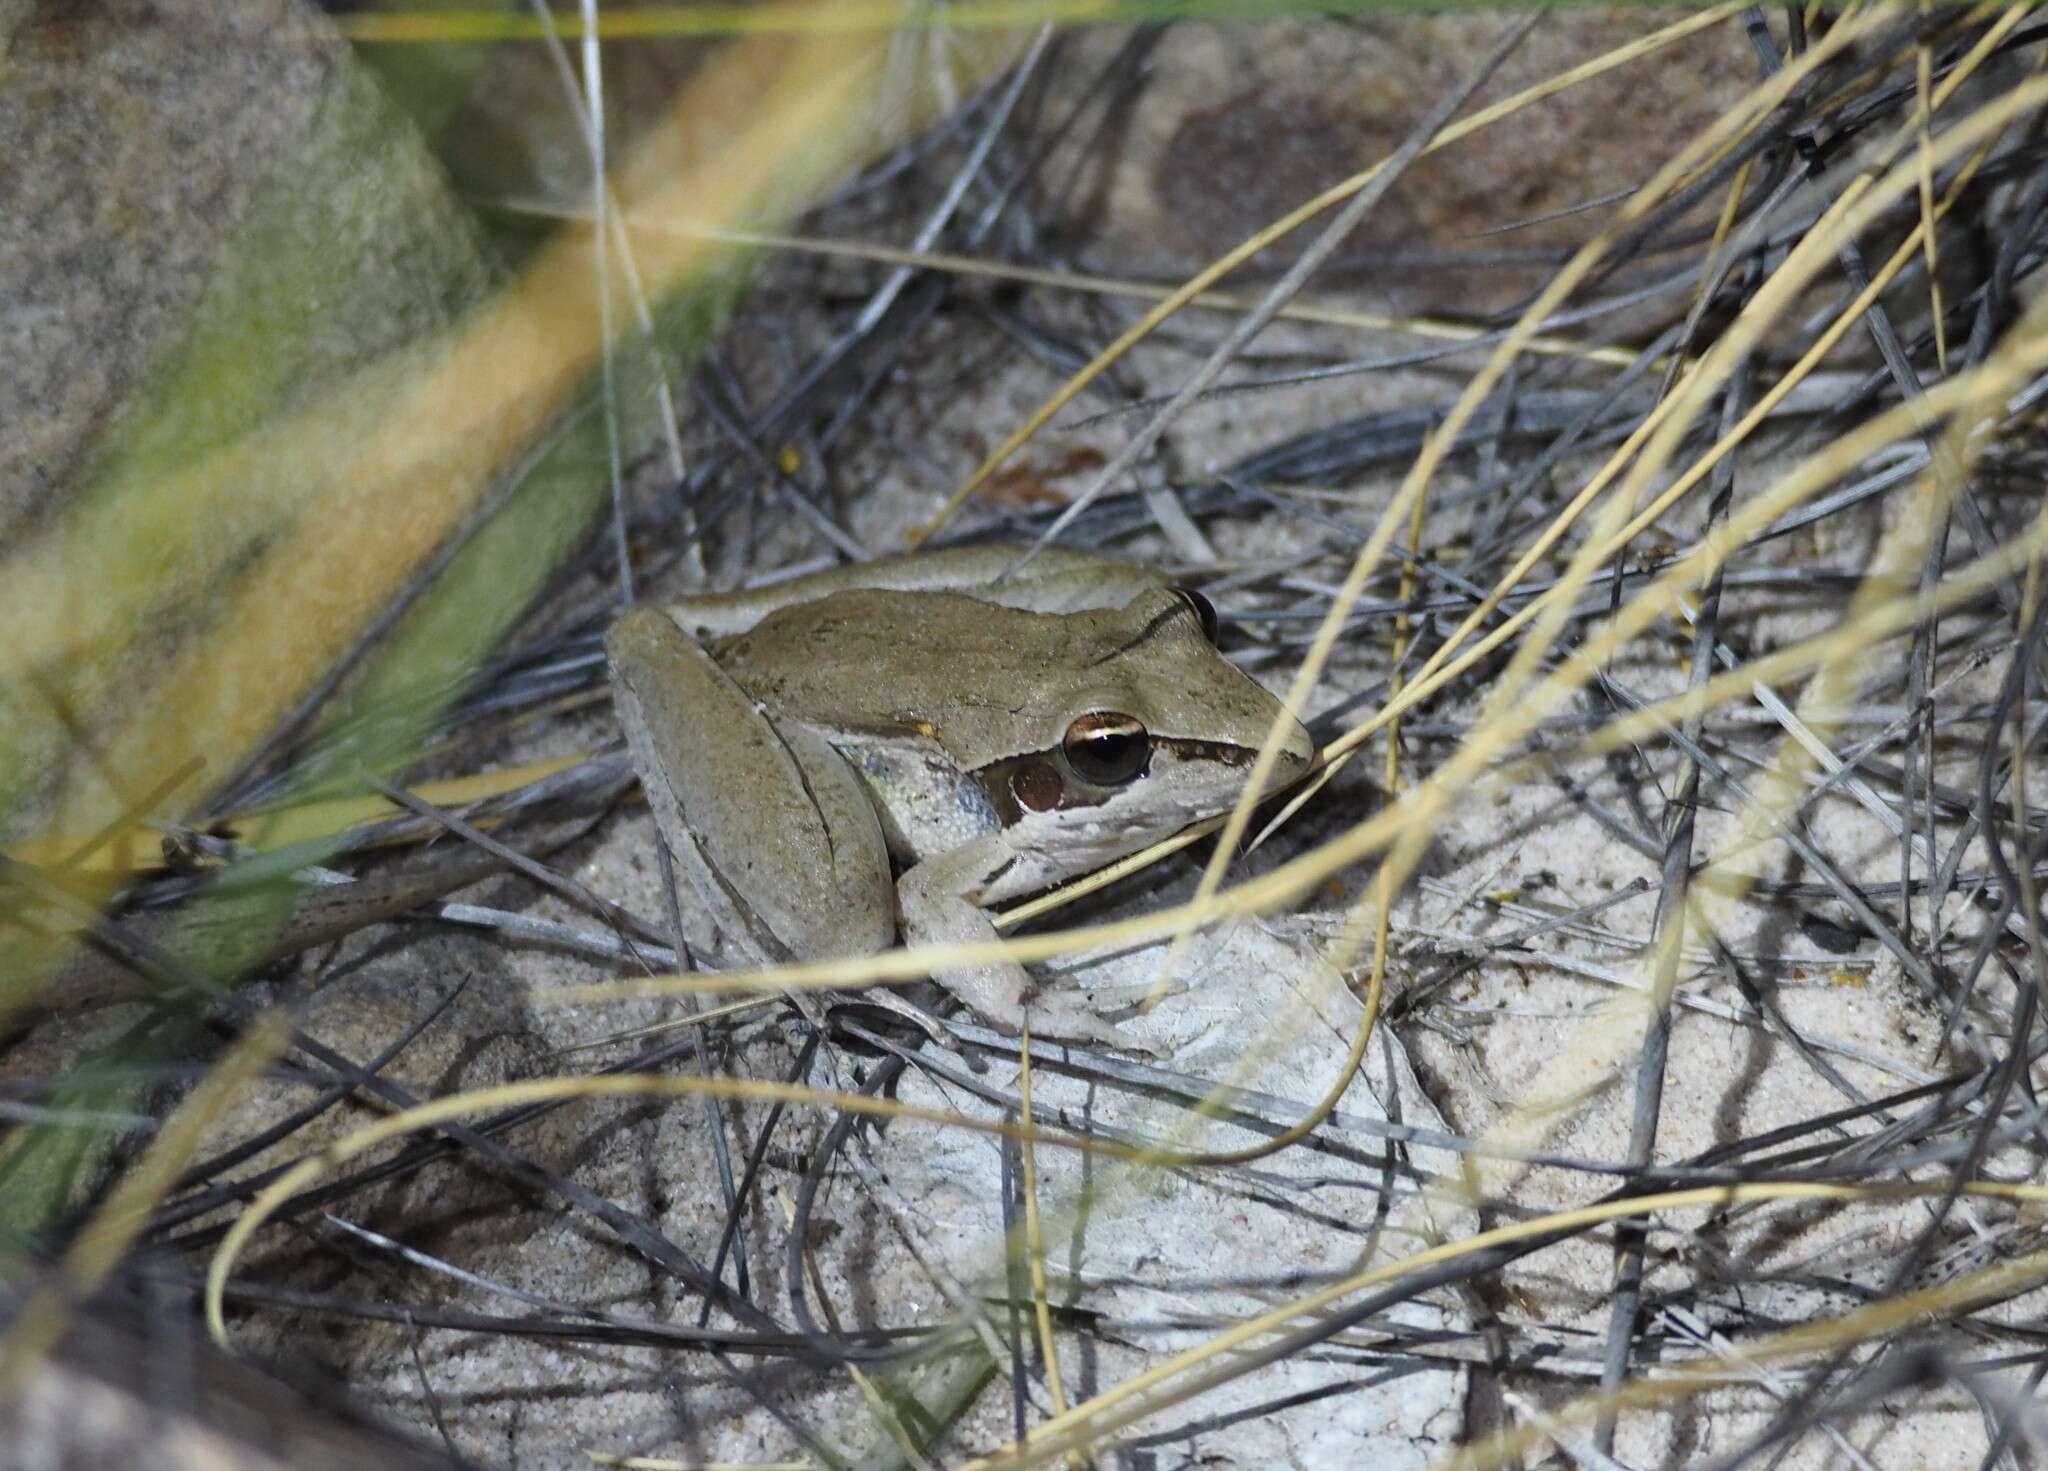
[1062,712,1150,785]
[1171,586,1220,644]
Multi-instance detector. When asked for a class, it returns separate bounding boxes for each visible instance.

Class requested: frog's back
[714,583,1294,770]
[710,590,1061,865]
[666,545,1167,637]
[711,589,1094,753]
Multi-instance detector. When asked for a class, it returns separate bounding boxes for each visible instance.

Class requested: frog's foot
[1023,984,1157,1057]
[923,959,1153,1056]
[842,986,954,1049]
[900,857,1156,1056]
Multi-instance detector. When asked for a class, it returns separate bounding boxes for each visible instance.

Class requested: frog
[604,544,1315,1047]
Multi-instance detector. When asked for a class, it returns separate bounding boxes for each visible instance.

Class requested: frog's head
[980,585,1315,869]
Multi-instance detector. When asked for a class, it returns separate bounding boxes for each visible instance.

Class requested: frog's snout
[1279,714,1316,775]
[1267,713,1317,790]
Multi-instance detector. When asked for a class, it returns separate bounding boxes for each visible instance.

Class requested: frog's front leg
[896,841,1137,1050]
[607,608,894,968]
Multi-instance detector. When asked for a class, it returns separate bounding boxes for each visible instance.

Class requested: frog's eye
[1171,586,1220,644]
[1063,712,1150,785]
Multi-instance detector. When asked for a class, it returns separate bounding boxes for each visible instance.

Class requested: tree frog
[605,544,1314,1046]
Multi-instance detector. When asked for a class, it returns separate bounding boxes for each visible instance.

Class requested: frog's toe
[1015,994,1152,1057]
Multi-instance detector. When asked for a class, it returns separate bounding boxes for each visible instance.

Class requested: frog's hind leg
[606,607,894,969]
